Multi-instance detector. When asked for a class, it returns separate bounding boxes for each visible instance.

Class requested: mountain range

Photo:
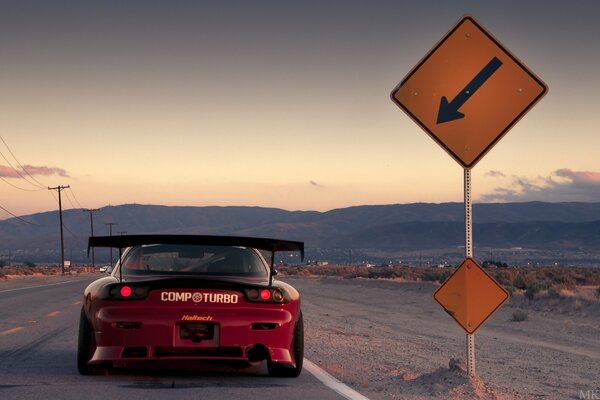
[1,202,599,266]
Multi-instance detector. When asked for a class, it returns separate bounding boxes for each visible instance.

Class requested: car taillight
[247,289,259,300]
[260,289,271,300]
[120,286,132,297]
[244,287,288,303]
[103,285,148,300]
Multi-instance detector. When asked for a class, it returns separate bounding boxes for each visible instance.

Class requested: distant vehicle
[98,266,110,273]
[78,234,305,377]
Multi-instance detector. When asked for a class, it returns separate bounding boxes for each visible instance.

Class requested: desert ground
[284,274,599,400]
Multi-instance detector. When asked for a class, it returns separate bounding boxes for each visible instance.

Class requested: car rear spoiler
[88,234,304,285]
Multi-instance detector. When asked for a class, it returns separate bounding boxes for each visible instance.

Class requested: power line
[0,136,47,189]
[63,187,79,210]
[48,188,59,203]
[0,149,44,189]
[62,219,85,244]
[0,175,45,191]
[49,187,86,243]
[0,204,40,226]
[67,187,83,209]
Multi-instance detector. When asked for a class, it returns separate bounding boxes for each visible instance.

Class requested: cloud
[309,180,324,188]
[485,170,505,178]
[0,164,69,178]
[479,169,600,202]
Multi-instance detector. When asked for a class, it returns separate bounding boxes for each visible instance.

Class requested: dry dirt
[283,276,600,400]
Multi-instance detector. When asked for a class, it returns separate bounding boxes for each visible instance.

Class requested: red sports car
[78,234,304,377]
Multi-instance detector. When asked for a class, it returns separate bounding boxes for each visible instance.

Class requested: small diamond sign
[433,257,509,334]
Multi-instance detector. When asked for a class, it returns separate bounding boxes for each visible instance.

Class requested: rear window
[120,244,268,277]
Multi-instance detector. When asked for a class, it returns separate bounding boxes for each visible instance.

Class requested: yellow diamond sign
[390,15,547,168]
[433,257,509,334]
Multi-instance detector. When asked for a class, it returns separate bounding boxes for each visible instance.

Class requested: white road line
[0,279,85,293]
[304,359,371,400]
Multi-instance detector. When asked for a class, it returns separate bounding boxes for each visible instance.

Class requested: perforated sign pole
[464,168,475,376]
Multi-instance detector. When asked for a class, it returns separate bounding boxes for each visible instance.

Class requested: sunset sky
[1,0,599,218]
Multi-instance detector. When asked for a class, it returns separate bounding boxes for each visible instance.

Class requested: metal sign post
[464,168,475,376]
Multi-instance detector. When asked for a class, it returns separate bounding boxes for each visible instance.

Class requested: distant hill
[1,202,599,265]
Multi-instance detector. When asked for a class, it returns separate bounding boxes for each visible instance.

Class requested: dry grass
[0,266,89,280]
[281,264,600,302]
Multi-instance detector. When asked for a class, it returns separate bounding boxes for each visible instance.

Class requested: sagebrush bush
[421,270,442,282]
[512,309,528,322]
[547,287,560,299]
[513,274,527,290]
[525,281,548,300]
[437,271,451,283]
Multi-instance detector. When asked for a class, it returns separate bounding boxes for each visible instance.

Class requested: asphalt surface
[0,275,351,400]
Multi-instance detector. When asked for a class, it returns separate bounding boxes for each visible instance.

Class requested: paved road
[0,276,354,400]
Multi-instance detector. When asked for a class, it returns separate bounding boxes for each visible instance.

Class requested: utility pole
[104,222,117,267]
[48,185,70,275]
[83,209,99,270]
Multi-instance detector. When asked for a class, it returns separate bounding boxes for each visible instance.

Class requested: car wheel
[77,307,108,375]
[268,312,304,377]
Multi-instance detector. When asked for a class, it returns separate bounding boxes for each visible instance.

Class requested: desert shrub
[421,270,436,282]
[551,273,575,287]
[514,271,541,290]
[525,281,548,300]
[547,287,561,299]
[492,272,513,287]
[369,267,395,279]
[418,268,453,283]
[505,285,516,295]
[525,286,537,300]
[495,268,518,284]
[513,274,527,290]
[421,269,441,282]
[346,271,369,279]
[512,309,528,322]
[584,270,600,286]
[437,270,451,283]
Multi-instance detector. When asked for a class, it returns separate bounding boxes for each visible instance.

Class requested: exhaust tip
[246,344,269,362]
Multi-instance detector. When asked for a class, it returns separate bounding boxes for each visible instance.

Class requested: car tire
[267,312,304,378]
[77,307,108,375]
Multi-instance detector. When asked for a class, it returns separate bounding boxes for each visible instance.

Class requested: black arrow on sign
[437,56,503,124]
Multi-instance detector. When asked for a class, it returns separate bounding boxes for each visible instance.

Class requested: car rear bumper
[89,304,297,366]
